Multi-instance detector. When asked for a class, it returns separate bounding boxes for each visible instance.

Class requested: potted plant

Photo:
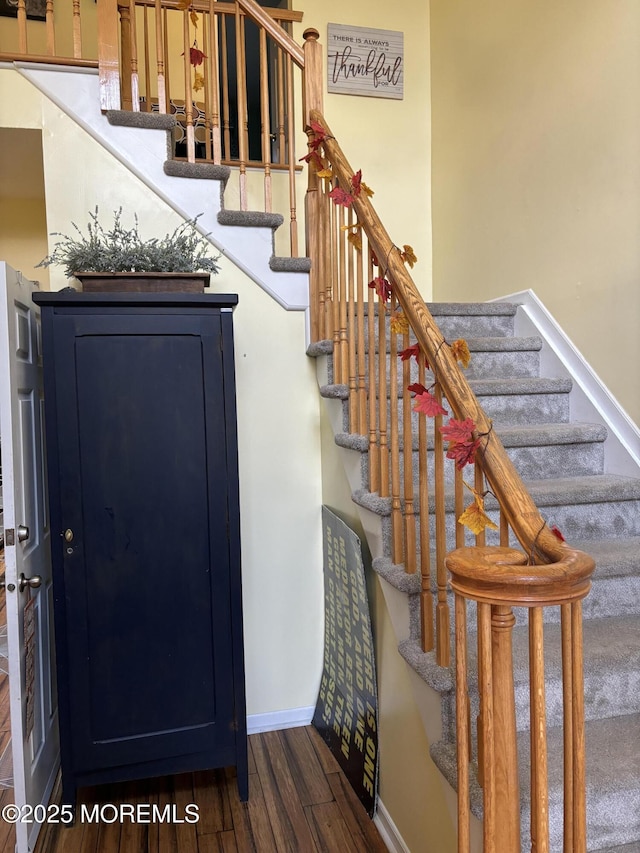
[37,208,220,293]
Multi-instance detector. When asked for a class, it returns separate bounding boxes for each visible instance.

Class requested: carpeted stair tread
[320,376,572,400]
[269,255,312,273]
[308,334,542,355]
[464,615,640,727]
[335,422,607,453]
[398,638,453,693]
[106,110,176,130]
[572,537,640,578]
[164,160,231,183]
[352,473,640,517]
[430,712,640,850]
[217,209,283,229]
[592,844,640,853]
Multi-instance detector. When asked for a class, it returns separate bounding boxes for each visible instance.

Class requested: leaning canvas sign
[327,23,404,100]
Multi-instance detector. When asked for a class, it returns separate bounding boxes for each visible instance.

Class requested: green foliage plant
[37,208,220,277]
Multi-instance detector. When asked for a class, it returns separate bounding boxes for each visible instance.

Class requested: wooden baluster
[338,205,349,387]
[154,0,166,113]
[208,2,222,163]
[347,208,357,433]
[331,194,341,384]
[402,327,416,574]
[367,249,380,494]
[202,15,212,159]
[492,605,521,853]
[128,0,140,111]
[17,0,27,54]
[434,384,449,667]
[303,28,323,341]
[45,0,55,56]
[220,14,231,161]
[418,350,433,652]
[118,3,133,111]
[561,602,574,853]
[234,2,248,206]
[276,46,285,165]
[530,606,549,853]
[475,462,486,547]
[72,0,82,59]
[455,464,464,549]
[318,175,331,343]
[377,287,389,498]
[259,29,272,210]
[455,593,470,853]
[98,0,121,110]
[286,53,298,255]
[571,601,587,853]
[163,7,170,113]
[389,294,403,565]
[183,9,195,162]
[356,227,367,435]
[142,5,150,109]
[478,602,496,853]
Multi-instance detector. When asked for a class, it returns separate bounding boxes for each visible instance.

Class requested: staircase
[311,301,640,852]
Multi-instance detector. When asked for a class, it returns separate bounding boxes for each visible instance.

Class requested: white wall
[0,66,324,719]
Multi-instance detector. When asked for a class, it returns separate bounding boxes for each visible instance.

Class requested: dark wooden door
[47,308,239,775]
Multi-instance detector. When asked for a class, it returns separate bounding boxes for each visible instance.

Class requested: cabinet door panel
[52,313,234,771]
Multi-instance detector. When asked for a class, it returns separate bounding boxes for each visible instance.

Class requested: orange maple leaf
[347,231,363,252]
[361,182,374,197]
[190,9,199,26]
[458,494,498,535]
[193,72,205,92]
[390,311,409,335]
[317,167,333,179]
[400,244,418,268]
[451,338,471,368]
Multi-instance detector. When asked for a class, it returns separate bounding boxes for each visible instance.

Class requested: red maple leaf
[398,344,430,369]
[299,149,324,169]
[351,169,363,197]
[440,418,476,445]
[189,46,206,66]
[368,276,392,302]
[413,391,448,418]
[550,525,566,542]
[446,438,482,469]
[407,382,427,395]
[309,119,327,141]
[399,344,421,362]
[329,186,354,207]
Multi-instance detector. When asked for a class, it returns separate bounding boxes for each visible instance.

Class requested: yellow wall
[0,67,324,719]
[294,0,433,300]
[431,0,640,424]
[0,197,49,289]
[0,0,97,59]
[320,402,456,852]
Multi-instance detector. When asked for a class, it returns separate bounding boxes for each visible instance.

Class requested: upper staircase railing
[3,6,595,849]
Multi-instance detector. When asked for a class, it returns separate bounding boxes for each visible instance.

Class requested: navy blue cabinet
[33,291,247,806]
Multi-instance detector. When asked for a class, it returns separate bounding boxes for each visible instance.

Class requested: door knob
[19,573,41,593]
[17,525,29,543]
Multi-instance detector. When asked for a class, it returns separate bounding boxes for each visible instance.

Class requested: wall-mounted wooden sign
[327,23,404,100]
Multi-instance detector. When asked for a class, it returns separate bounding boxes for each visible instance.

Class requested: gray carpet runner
[313,302,640,852]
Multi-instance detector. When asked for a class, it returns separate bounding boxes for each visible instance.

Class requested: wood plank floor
[36,726,388,853]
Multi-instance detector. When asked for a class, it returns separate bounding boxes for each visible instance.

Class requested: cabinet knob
[63,529,74,543]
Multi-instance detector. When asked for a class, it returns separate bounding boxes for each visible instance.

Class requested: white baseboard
[374,799,411,853]
[246,705,315,735]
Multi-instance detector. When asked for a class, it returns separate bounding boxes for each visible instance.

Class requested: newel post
[303,28,324,342]
[97,0,121,110]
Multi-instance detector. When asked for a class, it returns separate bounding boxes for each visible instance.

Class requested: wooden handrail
[235,0,304,68]
[309,109,594,579]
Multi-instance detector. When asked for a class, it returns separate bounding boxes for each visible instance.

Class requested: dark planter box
[75,272,210,293]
